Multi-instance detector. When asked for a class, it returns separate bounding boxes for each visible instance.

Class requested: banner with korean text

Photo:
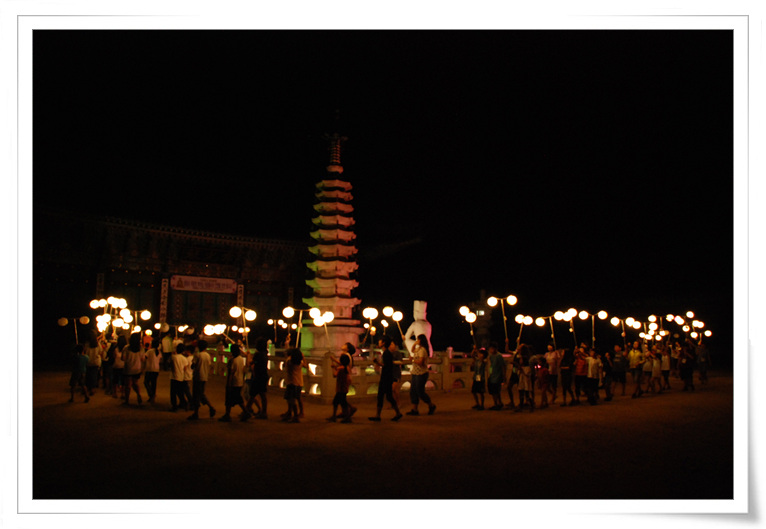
[170,275,238,294]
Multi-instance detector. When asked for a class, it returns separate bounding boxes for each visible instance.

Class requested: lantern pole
[549,317,557,349]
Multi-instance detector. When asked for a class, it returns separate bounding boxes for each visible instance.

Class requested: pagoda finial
[324,114,347,174]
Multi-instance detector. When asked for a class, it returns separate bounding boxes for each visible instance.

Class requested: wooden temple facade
[34,208,307,332]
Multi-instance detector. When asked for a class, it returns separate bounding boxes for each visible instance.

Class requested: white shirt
[123,348,146,376]
[170,353,189,381]
[86,344,102,367]
[145,348,161,372]
[586,356,601,379]
[194,351,212,382]
[112,349,124,369]
[183,355,193,381]
[229,355,246,387]
[161,336,174,354]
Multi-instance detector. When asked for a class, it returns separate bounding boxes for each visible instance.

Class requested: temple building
[35,207,307,351]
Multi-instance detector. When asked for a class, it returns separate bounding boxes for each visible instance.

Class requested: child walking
[328,345,357,423]
[470,346,487,410]
[68,344,90,403]
[537,358,550,409]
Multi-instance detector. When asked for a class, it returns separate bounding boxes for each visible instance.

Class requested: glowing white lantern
[690,332,698,339]
[383,306,394,317]
[268,319,275,325]
[625,317,635,327]
[674,316,684,325]
[244,310,256,321]
[322,311,335,324]
[381,320,389,328]
[145,329,152,336]
[567,308,577,318]
[113,318,124,327]
[648,322,658,331]
[459,306,470,317]
[363,307,378,320]
[89,299,100,309]
[578,311,589,320]
[487,297,498,307]
[682,325,690,332]
[632,321,641,330]
[392,311,403,322]
[282,306,295,319]
[597,311,608,320]
[666,314,674,322]
[648,315,657,322]
[506,295,518,306]
[313,317,324,327]
[610,317,620,327]
[98,299,107,308]
[523,316,533,326]
[154,323,161,330]
[466,312,477,323]
[229,306,242,318]
[140,310,151,321]
[704,330,712,337]
[686,311,695,319]
[535,317,546,327]
[204,325,215,336]
[515,314,524,324]
[309,307,322,319]
[554,311,564,321]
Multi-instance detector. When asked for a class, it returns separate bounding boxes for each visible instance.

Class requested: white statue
[403,300,433,356]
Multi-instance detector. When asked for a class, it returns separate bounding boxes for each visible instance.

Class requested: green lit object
[223,357,228,363]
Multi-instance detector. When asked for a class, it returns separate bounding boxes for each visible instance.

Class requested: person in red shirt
[573,346,588,405]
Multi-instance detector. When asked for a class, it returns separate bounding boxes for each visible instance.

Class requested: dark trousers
[192,380,212,411]
[560,369,573,396]
[86,365,100,391]
[575,375,587,399]
[377,380,397,409]
[144,371,159,399]
[170,379,190,409]
[410,373,432,406]
[585,377,598,404]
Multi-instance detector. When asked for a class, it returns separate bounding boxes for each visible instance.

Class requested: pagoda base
[298,320,363,354]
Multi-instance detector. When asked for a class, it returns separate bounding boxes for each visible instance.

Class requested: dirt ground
[31,369,734,501]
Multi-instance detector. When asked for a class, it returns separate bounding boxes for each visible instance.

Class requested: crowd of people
[467,337,711,412]
[67,329,712,423]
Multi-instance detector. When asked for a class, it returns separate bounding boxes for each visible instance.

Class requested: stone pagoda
[300,131,363,352]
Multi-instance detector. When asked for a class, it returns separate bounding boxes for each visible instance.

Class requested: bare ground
[32,369,733,500]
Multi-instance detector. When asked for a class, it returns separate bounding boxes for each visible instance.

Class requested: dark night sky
[33,29,734,354]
